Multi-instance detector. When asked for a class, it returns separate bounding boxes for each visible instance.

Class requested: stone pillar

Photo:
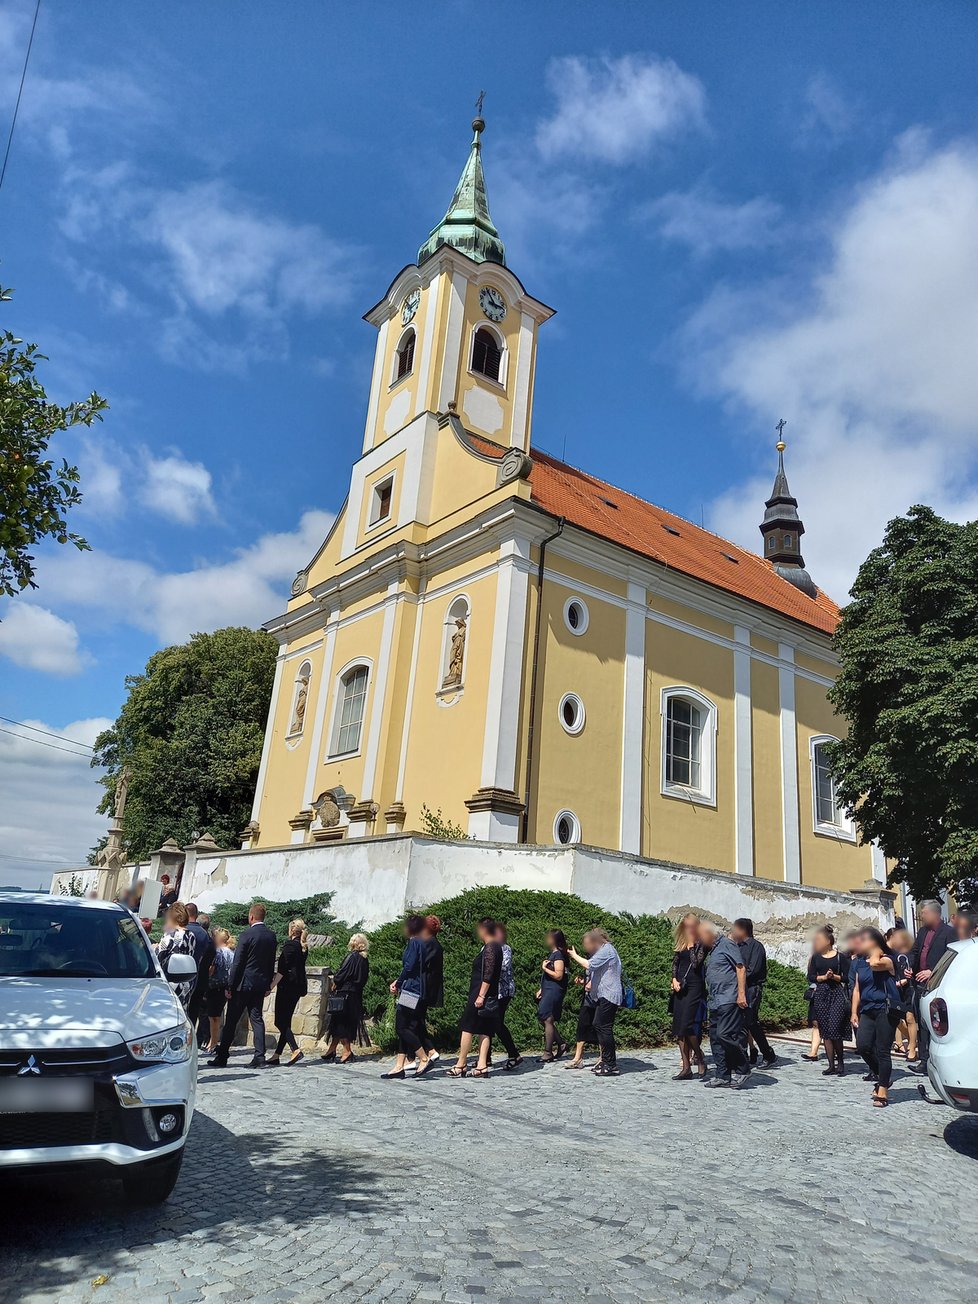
[346,801,379,839]
[181,833,223,901]
[288,809,313,845]
[148,838,186,893]
[384,802,407,834]
[849,880,898,932]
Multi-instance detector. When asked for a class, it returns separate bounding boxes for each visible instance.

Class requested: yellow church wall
[527,581,626,849]
[794,675,867,893]
[751,632,780,658]
[650,594,735,642]
[355,450,407,547]
[795,650,837,682]
[427,428,506,527]
[453,280,523,444]
[644,624,736,871]
[311,607,388,807]
[546,556,627,601]
[398,563,502,830]
[255,639,328,846]
[750,660,784,881]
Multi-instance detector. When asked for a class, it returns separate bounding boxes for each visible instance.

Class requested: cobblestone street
[4,1042,977,1304]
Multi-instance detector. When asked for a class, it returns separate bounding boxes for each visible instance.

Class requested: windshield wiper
[18,967,106,978]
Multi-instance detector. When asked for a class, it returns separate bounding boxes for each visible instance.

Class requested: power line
[0,850,77,865]
[0,725,93,758]
[0,0,42,196]
[0,714,94,749]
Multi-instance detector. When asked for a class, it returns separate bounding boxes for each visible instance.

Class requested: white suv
[921,938,978,1112]
[0,891,197,1203]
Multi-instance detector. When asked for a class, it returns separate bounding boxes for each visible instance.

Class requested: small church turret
[759,422,818,598]
[417,113,506,267]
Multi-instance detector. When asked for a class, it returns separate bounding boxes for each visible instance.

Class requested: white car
[922,938,978,1112]
[0,891,197,1203]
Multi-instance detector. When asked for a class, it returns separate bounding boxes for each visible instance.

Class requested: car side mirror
[164,953,197,981]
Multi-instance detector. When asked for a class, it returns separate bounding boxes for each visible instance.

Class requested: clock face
[479,285,506,323]
[401,289,420,325]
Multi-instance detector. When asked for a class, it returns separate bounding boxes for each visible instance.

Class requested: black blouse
[333,950,369,994]
[806,951,845,984]
[672,944,706,996]
[277,938,308,995]
[469,941,502,1002]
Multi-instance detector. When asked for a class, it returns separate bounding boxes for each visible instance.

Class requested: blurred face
[955,913,977,940]
[581,934,594,956]
[477,923,492,943]
[683,916,699,944]
[730,923,748,944]
[697,922,717,949]
[814,929,831,952]
[890,928,911,952]
[856,930,875,956]
[920,905,942,929]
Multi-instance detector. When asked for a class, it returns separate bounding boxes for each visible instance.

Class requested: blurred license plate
[0,1078,93,1112]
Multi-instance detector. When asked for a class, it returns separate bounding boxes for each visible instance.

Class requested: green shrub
[207,892,354,963]
[360,886,808,1053]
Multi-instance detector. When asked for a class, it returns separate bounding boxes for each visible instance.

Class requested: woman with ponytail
[267,918,309,1066]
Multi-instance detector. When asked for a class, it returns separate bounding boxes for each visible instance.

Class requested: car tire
[121,1148,184,1204]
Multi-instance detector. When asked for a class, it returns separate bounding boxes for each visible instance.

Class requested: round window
[563,597,589,636]
[558,692,586,736]
[553,810,581,845]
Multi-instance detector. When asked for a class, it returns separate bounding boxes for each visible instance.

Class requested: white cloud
[0,716,112,889]
[642,189,782,255]
[686,138,978,599]
[536,54,706,165]
[140,453,216,524]
[32,509,334,645]
[0,604,86,675]
[800,72,854,145]
[76,437,125,515]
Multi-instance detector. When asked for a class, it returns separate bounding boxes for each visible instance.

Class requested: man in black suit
[731,918,778,1069]
[908,899,957,1072]
[207,903,277,1069]
[185,902,216,1048]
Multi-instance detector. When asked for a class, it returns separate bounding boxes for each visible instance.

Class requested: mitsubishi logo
[17,1055,41,1076]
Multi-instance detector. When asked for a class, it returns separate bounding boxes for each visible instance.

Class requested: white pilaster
[303,614,339,807]
[394,581,427,803]
[509,311,535,451]
[362,317,391,453]
[619,581,646,855]
[250,651,287,821]
[352,581,400,824]
[778,643,801,884]
[870,840,886,884]
[437,270,468,413]
[416,274,443,411]
[734,625,755,875]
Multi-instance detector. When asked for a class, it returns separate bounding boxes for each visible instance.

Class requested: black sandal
[471,1066,490,1078]
[447,1065,467,1078]
[504,1056,523,1071]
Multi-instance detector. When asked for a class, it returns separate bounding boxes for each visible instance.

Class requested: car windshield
[0,903,156,979]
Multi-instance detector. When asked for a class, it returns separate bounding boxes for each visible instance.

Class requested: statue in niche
[443,617,467,688]
[290,673,309,734]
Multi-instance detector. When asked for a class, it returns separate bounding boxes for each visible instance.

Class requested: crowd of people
[149,889,976,1097]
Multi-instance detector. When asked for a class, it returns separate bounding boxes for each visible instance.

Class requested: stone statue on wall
[443,617,466,687]
[290,673,309,734]
[114,767,130,822]
[313,790,341,829]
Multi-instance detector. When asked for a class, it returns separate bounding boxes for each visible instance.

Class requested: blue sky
[2,1,978,883]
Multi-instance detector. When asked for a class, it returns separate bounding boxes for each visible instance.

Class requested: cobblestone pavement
[4,1041,977,1303]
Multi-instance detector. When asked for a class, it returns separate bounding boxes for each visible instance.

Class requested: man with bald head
[699,920,751,1089]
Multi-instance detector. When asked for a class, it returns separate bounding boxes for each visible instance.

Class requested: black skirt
[205,987,227,1018]
[576,999,598,1043]
[328,991,366,1042]
[671,990,706,1038]
[460,1000,499,1036]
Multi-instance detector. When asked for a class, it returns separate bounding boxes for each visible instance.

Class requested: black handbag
[327,992,348,1013]
[477,996,500,1019]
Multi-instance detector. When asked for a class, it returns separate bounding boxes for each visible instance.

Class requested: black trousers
[495,995,520,1060]
[592,998,619,1067]
[912,986,930,1065]
[856,1006,900,1088]
[709,1002,749,1079]
[744,986,775,1061]
[395,1002,424,1056]
[274,988,301,1055]
[217,987,267,1060]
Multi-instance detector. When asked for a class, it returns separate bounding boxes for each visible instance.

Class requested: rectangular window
[370,477,393,526]
[333,666,368,754]
[813,744,840,825]
[665,697,702,789]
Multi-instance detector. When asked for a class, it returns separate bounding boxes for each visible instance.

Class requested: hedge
[191,886,808,1052]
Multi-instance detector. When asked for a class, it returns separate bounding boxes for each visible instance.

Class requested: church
[245,114,883,898]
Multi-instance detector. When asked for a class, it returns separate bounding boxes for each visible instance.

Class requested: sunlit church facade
[245,115,884,898]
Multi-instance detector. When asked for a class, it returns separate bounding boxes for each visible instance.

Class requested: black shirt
[422,937,444,1009]
[738,937,768,988]
[276,937,308,996]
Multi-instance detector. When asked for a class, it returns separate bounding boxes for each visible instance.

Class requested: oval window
[558,693,586,736]
[563,597,589,636]
[553,810,581,845]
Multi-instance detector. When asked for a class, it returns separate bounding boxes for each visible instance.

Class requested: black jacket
[228,922,277,993]
[909,921,956,979]
[423,937,445,1009]
[276,937,308,996]
[186,921,215,985]
[738,937,768,989]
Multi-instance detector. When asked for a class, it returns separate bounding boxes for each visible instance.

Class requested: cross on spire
[474,89,486,115]
[775,418,787,441]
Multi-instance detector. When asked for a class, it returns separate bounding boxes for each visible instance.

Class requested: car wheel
[121,1148,184,1204]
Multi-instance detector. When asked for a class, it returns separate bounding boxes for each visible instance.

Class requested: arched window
[330,664,370,756]
[810,735,855,838]
[394,328,415,381]
[287,660,312,737]
[660,687,717,806]
[471,327,502,382]
[440,595,470,692]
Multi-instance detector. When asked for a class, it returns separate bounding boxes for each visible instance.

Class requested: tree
[828,505,978,899]
[0,287,107,598]
[92,626,277,859]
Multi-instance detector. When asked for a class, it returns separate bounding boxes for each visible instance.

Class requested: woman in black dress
[671,913,707,1079]
[268,919,308,1066]
[536,929,570,1062]
[806,925,849,1076]
[416,915,445,1067]
[448,917,502,1078]
[321,933,370,1063]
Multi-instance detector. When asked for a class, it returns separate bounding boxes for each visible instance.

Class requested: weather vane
[475,89,486,115]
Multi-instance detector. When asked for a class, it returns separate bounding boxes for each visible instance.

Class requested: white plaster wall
[405,840,572,906]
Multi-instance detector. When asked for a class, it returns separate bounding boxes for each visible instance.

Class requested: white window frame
[563,596,590,636]
[390,326,416,387]
[553,809,581,846]
[468,322,508,389]
[285,659,312,741]
[326,659,372,760]
[437,593,471,699]
[660,686,717,808]
[367,473,395,530]
[809,734,856,841]
[557,692,586,736]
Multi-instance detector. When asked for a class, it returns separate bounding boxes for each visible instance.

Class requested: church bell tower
[759,427,818,598]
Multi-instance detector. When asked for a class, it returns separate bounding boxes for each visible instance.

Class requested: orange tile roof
[528,448,840,636]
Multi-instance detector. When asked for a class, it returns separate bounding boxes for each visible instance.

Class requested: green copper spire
[418,115,506,267]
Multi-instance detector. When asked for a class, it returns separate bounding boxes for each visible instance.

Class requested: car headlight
[127,1025,193,1064]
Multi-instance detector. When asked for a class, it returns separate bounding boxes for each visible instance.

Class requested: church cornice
[362,247,554,327]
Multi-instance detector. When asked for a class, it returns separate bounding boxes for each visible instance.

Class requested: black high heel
[320,1050,336,1062]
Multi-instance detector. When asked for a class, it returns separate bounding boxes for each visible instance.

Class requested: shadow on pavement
[0,1110,389,1299]
[944,1115,978,1160]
